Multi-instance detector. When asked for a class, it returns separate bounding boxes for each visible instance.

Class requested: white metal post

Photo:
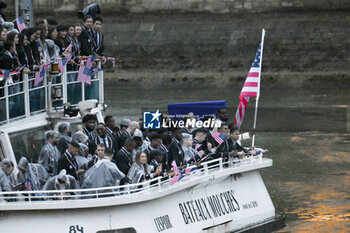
[62,65,67,104]
[23,74,30,118]
[5,81,9,123]
[98,60,104,104]
[251,29,265,149]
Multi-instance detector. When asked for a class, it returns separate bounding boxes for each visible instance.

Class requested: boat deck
[0,157,272,211]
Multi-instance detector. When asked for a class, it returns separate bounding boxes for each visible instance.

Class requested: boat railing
[0,156,269,204]
[0,60,104,126]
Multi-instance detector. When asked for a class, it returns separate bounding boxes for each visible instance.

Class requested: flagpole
[251,29,265,149]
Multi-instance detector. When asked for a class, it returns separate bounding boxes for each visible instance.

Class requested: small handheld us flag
[211,131,227,145]
[25,177,32,191]
[16,16,27,33]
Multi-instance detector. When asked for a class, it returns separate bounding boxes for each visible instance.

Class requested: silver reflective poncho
[42,174,79,191]
[182,146,200,165]
[0,168,11,192]
[72,131,89,144]
[127,164,154,184]
[38,143,60,176]
[82,159,125,189]
[17,158,48,191]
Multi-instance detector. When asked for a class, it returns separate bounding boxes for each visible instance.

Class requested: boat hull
[0,169,276,233]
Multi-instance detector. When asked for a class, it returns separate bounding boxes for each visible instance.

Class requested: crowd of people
[0,1,105,83]
[0,1,255,198]
[0,108,254,198]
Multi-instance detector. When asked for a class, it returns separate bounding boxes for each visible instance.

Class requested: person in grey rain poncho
[127,151,162,185]
[75,143,90,185]
[76,143,89,169]
[56,122,72,154]
[0,159,13,192]
[17,157,47,191]
[181,133,202,166]
[72,131,89,144]
[82,150,126,189]
[72,131,92,160]
[38,130,61,176]
[42,170,79,199]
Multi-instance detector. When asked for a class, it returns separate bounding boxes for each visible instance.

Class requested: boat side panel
[0,170,275,233]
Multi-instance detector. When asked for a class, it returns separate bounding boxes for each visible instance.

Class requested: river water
[104,77,350,232]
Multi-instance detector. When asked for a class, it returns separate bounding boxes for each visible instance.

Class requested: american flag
[34,64,48,86]
[25,177,32,191]
[194,143,202,151]
[254,149,269,155]
[1,66,25,83]
[234,30,265,128]
[184,167,197,176]
[211,131,226,145]
[171,160,179,175]
[199,154,210,162]
[170,160,181,185]
[0,69,10,80]
[64,43,73,53]
[77,55,96,84]
[106,57,115,67]
[58,52,73,74]
[16,17,26,33]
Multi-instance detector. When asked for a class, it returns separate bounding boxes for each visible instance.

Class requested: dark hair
[18,33,26,48]
[69,140,81,149]
[96,143,106,149]
[84,15,93,22]
[228,123,239,132]
[47,18,58,26]
[149,149,164,161]
[0,1,7,9]
[171,127,182,133]
[149,134,161,141]
[56,24,68,32]
[162,135,172,146]
[124,137,136,147]
[4,41,14,51]
[218,122,228,130]
[74,22,82,27]
[195,128,208,135]
[37,24,47,39]
[67,24,74,30]
[217,108,227,114]
[36,19,46,26]
[47,25,56,39]
[105,148,113,156]
[82,114,96,123]
[104,115,114,123]
[93,16,103,23]
[25,27,36,40]
[7,31,18,43]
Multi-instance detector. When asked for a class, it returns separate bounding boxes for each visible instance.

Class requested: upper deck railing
[0,61,104,126]
[0,157,272,207]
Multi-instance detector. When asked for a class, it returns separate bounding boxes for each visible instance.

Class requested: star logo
[143,110,162,129]
[151,109,161,122]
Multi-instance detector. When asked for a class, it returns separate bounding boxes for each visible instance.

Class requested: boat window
[8,123,81,163]
[9,126,47,163]
[97,228,137,233]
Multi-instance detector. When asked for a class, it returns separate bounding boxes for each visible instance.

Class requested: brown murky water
[104,77,350,232]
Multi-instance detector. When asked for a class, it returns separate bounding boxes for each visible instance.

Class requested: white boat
[0,61,284,233]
